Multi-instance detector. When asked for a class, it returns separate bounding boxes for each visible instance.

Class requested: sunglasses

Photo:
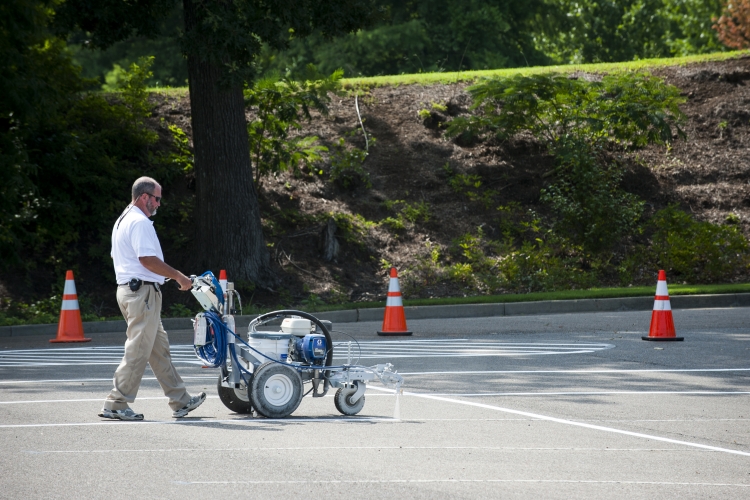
[145,193,161,203]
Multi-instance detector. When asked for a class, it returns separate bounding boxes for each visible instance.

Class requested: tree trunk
[183,0,275,287]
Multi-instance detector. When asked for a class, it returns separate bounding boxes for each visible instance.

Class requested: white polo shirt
[111,206,165,285]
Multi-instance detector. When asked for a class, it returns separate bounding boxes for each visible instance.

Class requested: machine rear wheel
[334,386,365,416]
[216,376,253,414]
[250,362,303,418]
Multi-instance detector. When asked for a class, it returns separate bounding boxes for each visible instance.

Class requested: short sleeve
[130,219,161,258]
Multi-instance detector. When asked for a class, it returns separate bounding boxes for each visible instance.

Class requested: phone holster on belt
[128,278,142,291]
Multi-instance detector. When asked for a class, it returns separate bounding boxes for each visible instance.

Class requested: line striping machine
[189,271,404,418]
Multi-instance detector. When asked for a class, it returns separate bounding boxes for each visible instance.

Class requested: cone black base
[642,336,684,341]
[377,331,412,336]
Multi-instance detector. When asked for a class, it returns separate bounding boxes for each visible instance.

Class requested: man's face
[144,186,162,217]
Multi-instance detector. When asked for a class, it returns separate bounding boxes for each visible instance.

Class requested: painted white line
[0,392,400,405]
[0,416,394,429]
[386,391,750,397]
[0,362,204,368]
[0,340,614,367]
[0,376,217,385]
[392,418,750,423]
[3,390,749,406]
[176,479,750,487]
[400,368,750,375]
[338,351,603,359]
[2,368,749,386]
[0,396,217,405]
[366,387,750,457]
[22,446,722,454]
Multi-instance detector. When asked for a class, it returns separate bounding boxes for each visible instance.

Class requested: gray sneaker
[173,392,206,418]
[98,408,144,421]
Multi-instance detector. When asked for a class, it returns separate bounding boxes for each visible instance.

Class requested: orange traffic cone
[377,267,412,336]
[642,270,683,342]
[50,270,91,343]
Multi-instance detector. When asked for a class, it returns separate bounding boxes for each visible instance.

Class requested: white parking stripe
[367,387,750,457]
[2,390,748,406]
[0,417,394,429]
[0,340,614,367]
[177,479,750,486]
[400,368,750,375]
[21,446,731,454]
[0,376,217,385]
[1,368,749,386]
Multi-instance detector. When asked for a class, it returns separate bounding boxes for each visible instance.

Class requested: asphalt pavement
[0,307,748,498]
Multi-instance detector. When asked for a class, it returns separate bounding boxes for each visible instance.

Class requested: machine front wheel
[250,362,303,418]
[216,376,253,414]
[334,386,365,416]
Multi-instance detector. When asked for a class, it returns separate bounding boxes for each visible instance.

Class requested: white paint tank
[247,332,294,361]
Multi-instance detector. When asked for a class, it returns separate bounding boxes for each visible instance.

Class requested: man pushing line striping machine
[189,271,404,418]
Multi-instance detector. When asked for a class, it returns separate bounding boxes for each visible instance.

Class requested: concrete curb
[2,292,749,338]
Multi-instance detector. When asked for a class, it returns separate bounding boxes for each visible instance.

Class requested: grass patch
[4,282,748,324]
[148,87,190,96]
[399,282,750,307]
[143,51,749,94]
[341,50,749,88]
[248,282,750,315]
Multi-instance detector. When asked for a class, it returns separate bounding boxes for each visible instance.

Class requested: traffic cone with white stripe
[642,270,683,342]
[50,270,91,343]
[377,267,412,336]
[219,269,228,294]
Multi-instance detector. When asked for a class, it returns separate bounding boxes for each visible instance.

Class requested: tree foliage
[1,20,184,272]
[258,0,548,77]
[64,1,730,83]
[57,0,382,85]
[1,0,83,265]
[714,0,750,48]
[54,0,383,286]
[67,6,188,88]
[533,0,726,64]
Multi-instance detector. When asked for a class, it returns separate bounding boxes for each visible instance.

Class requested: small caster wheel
[217,375,253,414]
[334,384,365,416]
[250,362,303,418]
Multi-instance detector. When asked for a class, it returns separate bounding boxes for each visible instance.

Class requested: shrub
[329,212,377,245]
[380,199,430,233]
[401,223,600,296]
[649,206,749,282]
[445,72,685,253]
[329,133,374,190]
[245,69,341,186]
[540,141,644,252]
[442,163,498,209]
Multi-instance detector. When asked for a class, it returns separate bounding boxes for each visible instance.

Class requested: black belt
[119,279,160,292]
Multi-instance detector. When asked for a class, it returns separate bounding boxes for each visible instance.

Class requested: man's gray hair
[132,177,160,201]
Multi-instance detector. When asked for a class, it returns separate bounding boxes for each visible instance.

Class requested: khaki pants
[103,285,191,411]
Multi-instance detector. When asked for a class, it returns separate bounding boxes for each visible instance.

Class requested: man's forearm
[139,256,193,291]
[139,256,184,280]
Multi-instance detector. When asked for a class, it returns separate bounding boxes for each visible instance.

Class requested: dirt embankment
[152,57,750,309]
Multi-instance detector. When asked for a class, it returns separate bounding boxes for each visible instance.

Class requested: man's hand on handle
[138,256,193,292]
[176,274,192,291]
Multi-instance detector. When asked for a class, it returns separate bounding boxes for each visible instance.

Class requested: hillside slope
[142,55,750,312]
[10,56,746,318]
